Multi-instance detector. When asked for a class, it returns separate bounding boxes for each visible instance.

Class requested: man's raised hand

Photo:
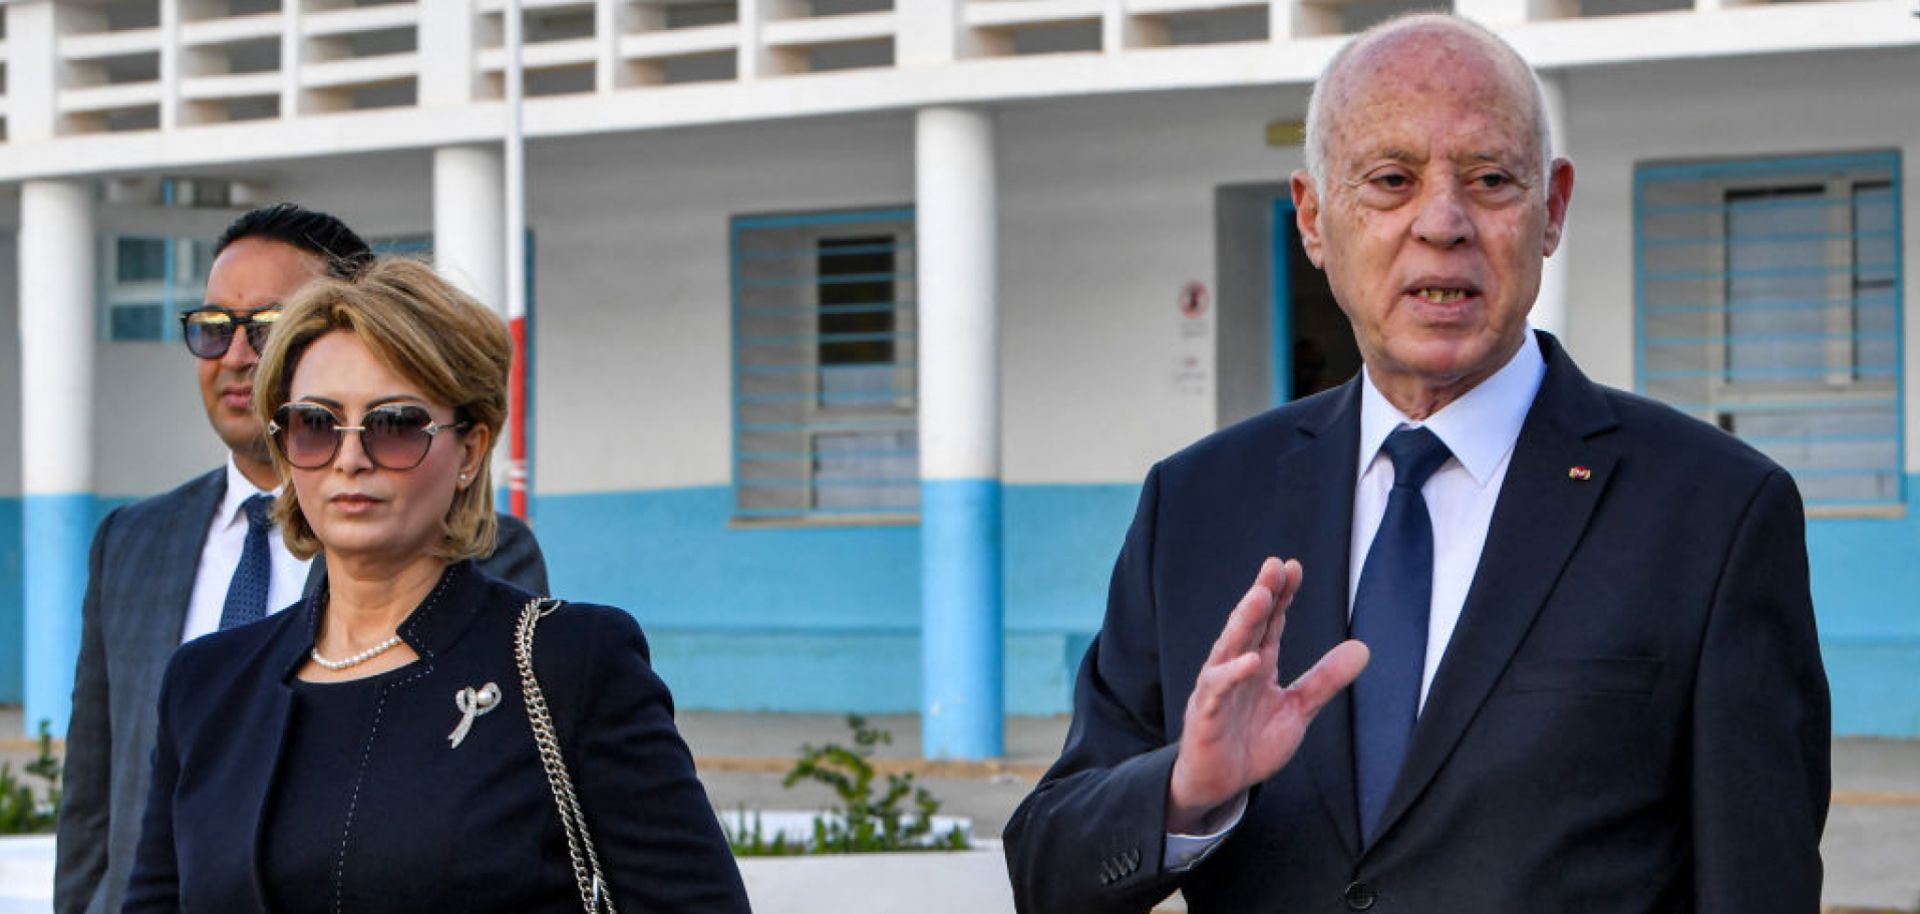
[1165,558,1370,834]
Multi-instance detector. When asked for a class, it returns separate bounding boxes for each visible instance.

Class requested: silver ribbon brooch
[448,682,502,749]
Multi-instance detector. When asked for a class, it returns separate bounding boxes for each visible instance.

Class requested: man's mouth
[1410,287,1474,304]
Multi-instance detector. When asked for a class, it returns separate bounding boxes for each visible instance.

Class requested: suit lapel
[1271,379,1364,857]
[1369,334,1621,845]
[147,469,228,646]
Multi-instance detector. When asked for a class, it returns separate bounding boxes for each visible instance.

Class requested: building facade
[0,0,1915,753]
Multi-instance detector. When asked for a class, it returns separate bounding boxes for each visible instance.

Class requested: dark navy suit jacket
[121,562,748,914]
[55,468,547,914]
[1004,332,1830,913]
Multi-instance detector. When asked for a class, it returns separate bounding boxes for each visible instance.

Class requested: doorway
[1271,197,1361,405]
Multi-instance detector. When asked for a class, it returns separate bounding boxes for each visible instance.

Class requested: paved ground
[682,712,1920,914]
[4,708,1915,911]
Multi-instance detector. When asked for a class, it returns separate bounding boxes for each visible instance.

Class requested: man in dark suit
[55,203,549,914]
[1004,15,1828,913]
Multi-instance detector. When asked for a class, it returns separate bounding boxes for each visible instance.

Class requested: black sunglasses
[180,306,281,360]
[269,403,470,471]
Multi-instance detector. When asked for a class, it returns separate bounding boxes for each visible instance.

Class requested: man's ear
[1291,170,1326,270]
[1542,157,1575,257]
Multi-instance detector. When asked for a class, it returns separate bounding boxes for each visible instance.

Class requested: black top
[262,666,415,914]
[124,562,750,914]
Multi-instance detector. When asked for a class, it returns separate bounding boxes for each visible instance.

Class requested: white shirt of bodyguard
[1164,330,1547,870]
[179,458,313,643]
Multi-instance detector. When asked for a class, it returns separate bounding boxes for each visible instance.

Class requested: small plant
[0,720,62,835]
[726,715,970,856]
[720,808,804,856]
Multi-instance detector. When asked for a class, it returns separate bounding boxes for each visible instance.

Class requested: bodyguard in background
[56,204,547,914]
[1004,15,1828,913]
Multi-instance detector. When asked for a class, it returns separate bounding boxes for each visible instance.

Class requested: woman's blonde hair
[254,256,512,562]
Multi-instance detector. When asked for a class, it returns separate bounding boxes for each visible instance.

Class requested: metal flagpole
[504,0,530,519]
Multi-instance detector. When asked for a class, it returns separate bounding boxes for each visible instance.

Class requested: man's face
[197,238,325,461]
[1293,31,1573,409]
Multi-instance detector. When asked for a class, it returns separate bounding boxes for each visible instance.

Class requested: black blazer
[1004,332,1830,914]
[121,562,747,914]
[58,467,547,914]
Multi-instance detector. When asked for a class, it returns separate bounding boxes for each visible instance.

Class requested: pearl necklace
[310,634,405,671]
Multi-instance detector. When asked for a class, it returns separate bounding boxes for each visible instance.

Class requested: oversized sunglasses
[180,306,281,360]
[269,403,469,471]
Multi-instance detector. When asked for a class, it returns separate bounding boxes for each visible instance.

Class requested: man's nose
[1411,184,1474,248]
[221,324,259,369]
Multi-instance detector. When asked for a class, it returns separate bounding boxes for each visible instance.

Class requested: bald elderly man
[1004,14,1828,914]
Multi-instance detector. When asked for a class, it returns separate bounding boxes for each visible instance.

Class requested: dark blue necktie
[218,494,275,631]
[1351,426,1452,845]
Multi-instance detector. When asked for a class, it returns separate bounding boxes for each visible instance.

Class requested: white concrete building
[1,0,1916,752]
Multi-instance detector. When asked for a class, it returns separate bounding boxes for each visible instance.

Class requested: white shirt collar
[218,455,277,531]
[1357,329,1548,488]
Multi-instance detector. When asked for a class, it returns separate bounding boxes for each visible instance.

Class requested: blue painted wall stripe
[0,499,20,706]
[528,484,1134,716]
[922,479,1004,759]
[23,493,93,738]
[0,479,1914,735]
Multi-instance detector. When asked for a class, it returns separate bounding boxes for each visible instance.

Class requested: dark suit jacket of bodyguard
[1003,332,1830,913]
[56,467,547,914]
[122,561,749,914]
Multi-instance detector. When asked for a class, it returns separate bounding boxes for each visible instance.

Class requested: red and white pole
[504,0,529,520]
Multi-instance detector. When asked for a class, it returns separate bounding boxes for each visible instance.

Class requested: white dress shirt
[1165,332,1546,870]
[179,458,313,643]
[1349,332,1545,708]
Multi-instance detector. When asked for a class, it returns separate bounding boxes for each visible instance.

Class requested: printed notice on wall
[1174,280,1211,397]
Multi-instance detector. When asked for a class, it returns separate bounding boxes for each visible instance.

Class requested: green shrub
[0,720,62,835]
[725,715,970,856]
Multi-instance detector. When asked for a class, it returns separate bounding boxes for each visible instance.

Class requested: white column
[1272,0,1340,41]
[433,145,507,315]
[898,0,960,66]
[431,144,512,505]
[19,180,96,736]
[1533,73,1571,343]
[159,0,181,130]
[8,0,61,143]
[916,106,1003,760]
[280,0,304,118]
[1454,0,1576,25]
[595,0,622,92]
[419,0,480,106]
[1104,0,1164,51]
[738,0,773,80]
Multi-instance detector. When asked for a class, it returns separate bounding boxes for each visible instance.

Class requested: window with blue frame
[1637,151,1904,509]
[731,207,919,520]
[101,235,219,342]
[101,232,431,343]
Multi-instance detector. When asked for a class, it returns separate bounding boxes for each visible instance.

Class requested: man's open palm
[1166,558,1370,833]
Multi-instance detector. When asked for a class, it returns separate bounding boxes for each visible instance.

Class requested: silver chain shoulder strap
[515,597,619,914]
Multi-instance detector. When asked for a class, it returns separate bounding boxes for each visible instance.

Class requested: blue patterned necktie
[1351,426,1453,845]
[218,494,276,631]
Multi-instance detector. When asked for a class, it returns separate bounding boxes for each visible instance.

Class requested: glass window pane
[109,302,165,341]
[732,210,918,519]
[115,237,167,283]
[1636,153,1903,509]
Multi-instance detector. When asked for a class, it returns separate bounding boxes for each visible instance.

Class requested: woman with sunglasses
[123,257,749,914]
